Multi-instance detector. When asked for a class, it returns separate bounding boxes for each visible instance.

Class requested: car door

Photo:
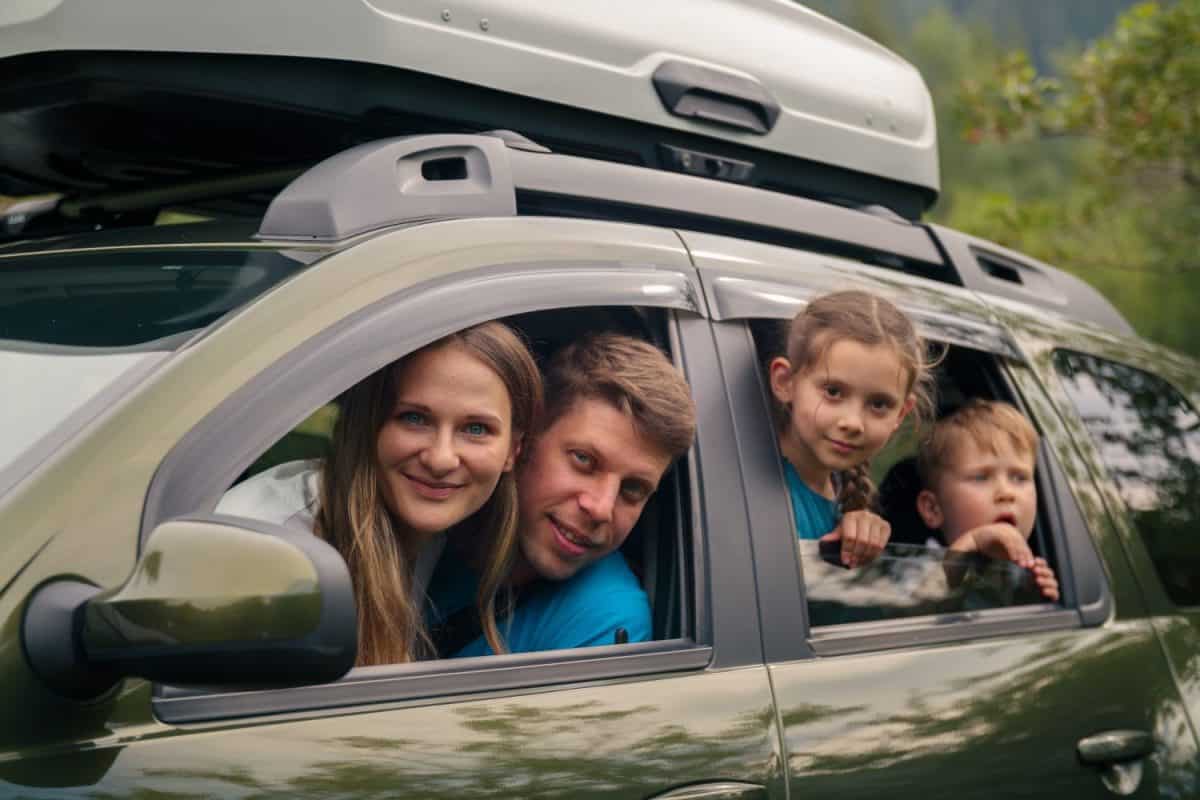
[682,230,1199,799]
[1009,314,1200,788]
[0,217,783,799]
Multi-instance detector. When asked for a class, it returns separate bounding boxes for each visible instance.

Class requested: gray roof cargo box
[0,0,939,220]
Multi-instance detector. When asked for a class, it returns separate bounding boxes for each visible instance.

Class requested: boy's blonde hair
[917,399,1038,487]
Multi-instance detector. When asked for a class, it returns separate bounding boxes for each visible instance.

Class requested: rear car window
[1053,350,1200,606]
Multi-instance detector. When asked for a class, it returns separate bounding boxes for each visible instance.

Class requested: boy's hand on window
[821,510,891,568]
[1030,557,1060,602]
[951,523,1034,566]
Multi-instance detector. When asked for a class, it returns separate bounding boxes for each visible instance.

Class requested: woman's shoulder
[215,459,321,531]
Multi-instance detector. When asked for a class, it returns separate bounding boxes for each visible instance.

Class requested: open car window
[748,319,1061,633]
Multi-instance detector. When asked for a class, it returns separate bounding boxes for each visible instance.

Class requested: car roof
[0,221,323,260]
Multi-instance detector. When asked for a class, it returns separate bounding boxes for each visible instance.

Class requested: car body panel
[0,216,698,749]
[0,218,795,799]
[683,237,1199,795]
[3,668,782,798]
[770,622,1198,797]
[1006,309,1200,766]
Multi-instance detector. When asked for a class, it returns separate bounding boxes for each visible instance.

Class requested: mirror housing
[22,515,356,699]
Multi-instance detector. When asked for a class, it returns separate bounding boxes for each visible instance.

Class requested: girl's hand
[820,510,891,568]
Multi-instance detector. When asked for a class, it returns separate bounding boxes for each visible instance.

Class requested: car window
[218,306,694,660]
[750,319,1060,629]
[0,247,307,473]
[1053,350,1200,606]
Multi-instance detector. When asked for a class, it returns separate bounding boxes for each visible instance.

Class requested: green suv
[3,3,1199,799]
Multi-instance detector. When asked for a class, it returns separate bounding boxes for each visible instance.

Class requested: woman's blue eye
[571,450,593,468]
[398,411,425,425]
[465,422,489,436]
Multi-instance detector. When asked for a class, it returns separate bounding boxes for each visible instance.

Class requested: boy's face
[917,436,1037,545]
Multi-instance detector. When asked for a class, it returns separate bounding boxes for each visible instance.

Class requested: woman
[219,321,542,664]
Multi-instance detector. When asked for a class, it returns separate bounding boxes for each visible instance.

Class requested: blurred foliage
[804,0,1200,360]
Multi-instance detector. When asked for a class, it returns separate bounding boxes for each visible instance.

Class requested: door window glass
[1053,350,1200,606]
[801,541,1052,626]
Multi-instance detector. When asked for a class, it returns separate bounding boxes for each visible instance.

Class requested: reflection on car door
[1042,339,1200,775]
[707,288,1199,797]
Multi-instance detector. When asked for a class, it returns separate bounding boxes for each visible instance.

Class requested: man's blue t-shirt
[784,460,840,540]
[427,551,652,658]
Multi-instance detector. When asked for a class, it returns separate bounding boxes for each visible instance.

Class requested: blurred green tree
[955,0,1200,356]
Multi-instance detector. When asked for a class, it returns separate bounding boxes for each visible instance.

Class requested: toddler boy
[915,399,1058,601]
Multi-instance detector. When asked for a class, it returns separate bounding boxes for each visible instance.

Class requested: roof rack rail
[256,135,518,241]
[258,133,948,276]
[929,224,1134,336]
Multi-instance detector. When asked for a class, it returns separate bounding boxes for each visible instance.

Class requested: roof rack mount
[256,134,519,241]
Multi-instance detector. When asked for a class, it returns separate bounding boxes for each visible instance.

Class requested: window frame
[713,313,1095,665]
[143,257,761,725]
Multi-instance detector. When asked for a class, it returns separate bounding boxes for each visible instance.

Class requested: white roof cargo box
[0,0,940,218]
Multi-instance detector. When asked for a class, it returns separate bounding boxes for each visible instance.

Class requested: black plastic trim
[652,60,781,135]
[675,315,763,669]
[512,149,944,269]
[809,607,1080,657]
[155,642,713,724]
[707,319,813,664]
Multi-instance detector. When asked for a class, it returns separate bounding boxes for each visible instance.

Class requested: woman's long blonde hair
[778,290,937,513]
[316,321,542,665]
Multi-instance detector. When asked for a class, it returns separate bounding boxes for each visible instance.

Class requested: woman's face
[376,342,519,536]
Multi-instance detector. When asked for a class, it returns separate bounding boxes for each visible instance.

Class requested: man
[427,332,697,657]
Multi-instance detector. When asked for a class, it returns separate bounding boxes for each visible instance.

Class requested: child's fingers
[1032,563,1060,602]
[839,512,889,567]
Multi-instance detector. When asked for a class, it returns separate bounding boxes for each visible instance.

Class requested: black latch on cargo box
[659,144,754,184]
[652,60,781,135]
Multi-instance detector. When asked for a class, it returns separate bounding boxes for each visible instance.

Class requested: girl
[219,321,542,665]
[768,290,936,567]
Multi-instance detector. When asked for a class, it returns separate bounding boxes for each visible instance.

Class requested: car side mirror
[22,515,357,699]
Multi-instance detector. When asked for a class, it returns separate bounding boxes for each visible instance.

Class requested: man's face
[920,437,1038,545]
[516,398,673,582]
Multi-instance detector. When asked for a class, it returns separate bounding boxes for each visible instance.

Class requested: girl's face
[375,342,520,536]
[770,338,915,483]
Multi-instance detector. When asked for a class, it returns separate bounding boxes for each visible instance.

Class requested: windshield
[0,248,307,474]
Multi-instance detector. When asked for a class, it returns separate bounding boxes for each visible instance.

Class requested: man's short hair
[917,399,1039,487]
[542,333,696,459]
